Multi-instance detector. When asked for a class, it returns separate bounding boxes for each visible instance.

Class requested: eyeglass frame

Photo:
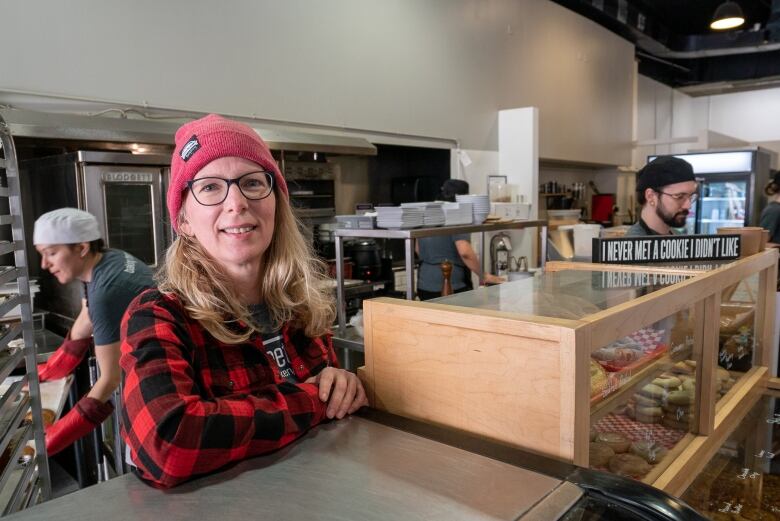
[654,189,699,204]
[185,171,275,206]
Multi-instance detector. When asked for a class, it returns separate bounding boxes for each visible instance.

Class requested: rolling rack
[0,113,51,512]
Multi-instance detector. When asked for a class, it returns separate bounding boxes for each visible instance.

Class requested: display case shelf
[590,353,674,425]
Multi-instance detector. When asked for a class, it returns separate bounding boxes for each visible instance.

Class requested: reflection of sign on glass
[593,235,741,264]
[598,271,690,289]
[736,468,759,480]
[719,502,743,514]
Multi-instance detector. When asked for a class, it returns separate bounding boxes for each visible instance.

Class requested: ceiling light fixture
[710,1,745,30]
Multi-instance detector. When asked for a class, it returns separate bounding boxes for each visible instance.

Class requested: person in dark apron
[33,208,154,456]
[416,179,504,300]
[120,115,367,488]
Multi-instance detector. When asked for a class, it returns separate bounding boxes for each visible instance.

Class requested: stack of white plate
[401,202,445,227]
[442,202,473,226]
[376,206,425,229]
[455,194,490,224]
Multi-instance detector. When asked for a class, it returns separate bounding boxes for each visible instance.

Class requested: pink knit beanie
[168,114,288,232]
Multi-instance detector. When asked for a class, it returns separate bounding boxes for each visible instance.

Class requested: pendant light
[710,1,745,30]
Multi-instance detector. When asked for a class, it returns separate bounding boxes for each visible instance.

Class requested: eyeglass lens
[189,172,273,205]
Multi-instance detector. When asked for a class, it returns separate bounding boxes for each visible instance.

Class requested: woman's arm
[454,240,505,285]
[87,342,121,402]
[120,293,329,488]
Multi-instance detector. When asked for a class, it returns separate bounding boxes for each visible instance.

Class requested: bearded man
[626,156,698,236]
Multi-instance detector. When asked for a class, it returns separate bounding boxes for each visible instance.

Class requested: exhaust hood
[0,108,377,156]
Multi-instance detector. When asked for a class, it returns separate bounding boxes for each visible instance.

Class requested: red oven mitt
[37,331,92,382]
[45,397,114,456]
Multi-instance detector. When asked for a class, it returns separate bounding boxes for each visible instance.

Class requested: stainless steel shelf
[0,242,18,257]
[0,378,25,421]
[0,216,12,226]
[0,395,30,461]
[0,349,23,386]
[0,323,21,353]
[333,326,365,352]
[0,268,18,287]
[334,219,547,240]
[4,460,36,515]
[0,425,33,501]
[0,188,8,198]
[0,295,22,321]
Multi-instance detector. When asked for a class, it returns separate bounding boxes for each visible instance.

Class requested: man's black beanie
[636,156,695,192]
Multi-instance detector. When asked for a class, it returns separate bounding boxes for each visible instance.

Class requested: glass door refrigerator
[648,149,773,235]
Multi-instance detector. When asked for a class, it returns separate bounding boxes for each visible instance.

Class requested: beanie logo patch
[180,135,201,162]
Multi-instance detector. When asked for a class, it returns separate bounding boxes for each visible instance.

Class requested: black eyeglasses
[186,171,274,206]
[655,190,698,204]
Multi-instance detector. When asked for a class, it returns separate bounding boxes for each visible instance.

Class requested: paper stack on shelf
[455,194,490,224]
[400,202,445,227]
[442,202,473,226]
[376,206,425,229]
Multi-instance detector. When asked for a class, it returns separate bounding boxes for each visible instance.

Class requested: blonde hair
[157,190,335,343]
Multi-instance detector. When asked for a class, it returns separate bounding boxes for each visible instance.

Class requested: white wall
[635,77,780,169]
[1,0,634,165]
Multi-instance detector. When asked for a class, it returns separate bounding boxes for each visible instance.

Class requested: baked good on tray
[589,442,615,467]
[594,432,630,453]
[609,453,652,478]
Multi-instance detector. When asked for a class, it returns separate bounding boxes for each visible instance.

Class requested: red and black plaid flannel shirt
[119,289,338,488]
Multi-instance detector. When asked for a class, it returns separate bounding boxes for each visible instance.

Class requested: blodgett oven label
[592,234,741,264]
[102,172,155,183]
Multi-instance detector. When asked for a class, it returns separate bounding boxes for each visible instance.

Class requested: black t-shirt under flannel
[249,304,298,382]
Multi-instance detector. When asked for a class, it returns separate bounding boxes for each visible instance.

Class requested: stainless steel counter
[8,416,564,521]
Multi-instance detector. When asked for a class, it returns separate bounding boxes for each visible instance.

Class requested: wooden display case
[360,249,778,496]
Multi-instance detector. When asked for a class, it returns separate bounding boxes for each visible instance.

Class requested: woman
[760,170,780,244]
[120,114,367,488]
[416,179,504,300]
[33,208,154,456]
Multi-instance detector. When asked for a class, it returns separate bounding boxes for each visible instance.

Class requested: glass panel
[700,180,747,235]
[432,270,692,320]
[681,393,780,519]
[104,184,155,265]
[589,305,697,483]
[717,273,759,403]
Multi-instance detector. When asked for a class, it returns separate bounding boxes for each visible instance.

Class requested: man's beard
[656,205,689,228]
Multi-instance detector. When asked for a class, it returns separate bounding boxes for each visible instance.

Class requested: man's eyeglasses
[186,171,274,206]
[655,190,698,204]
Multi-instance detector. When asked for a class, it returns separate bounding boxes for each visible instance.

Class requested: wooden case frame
[360,249,778,495]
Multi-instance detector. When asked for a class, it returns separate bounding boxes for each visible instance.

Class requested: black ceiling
[550,0,780,93]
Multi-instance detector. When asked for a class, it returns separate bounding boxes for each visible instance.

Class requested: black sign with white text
[592,234,741,264]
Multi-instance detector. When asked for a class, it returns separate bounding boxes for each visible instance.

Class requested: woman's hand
[305,367,368,419]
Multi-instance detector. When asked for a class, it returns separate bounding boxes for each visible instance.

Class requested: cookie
[595,432,630,453]
[589,442,615,467]
[609,453,652,478]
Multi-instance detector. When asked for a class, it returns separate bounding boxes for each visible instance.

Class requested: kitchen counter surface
[7,415,563,521]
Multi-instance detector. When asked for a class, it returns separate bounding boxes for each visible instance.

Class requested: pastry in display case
[361,249,778,495]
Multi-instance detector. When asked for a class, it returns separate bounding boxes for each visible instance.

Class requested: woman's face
[36,244,87,284]
[181,156,276,274]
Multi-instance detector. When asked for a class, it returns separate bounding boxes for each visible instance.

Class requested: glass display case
[681,392,780,519]
[360,249,778,494]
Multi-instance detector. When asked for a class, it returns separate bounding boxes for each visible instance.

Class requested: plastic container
[547,209,581,221]
[573,224,602,258]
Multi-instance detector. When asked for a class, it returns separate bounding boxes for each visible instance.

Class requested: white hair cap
[33,208,102,245]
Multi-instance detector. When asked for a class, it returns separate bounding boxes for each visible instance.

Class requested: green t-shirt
[84,249,155,345]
